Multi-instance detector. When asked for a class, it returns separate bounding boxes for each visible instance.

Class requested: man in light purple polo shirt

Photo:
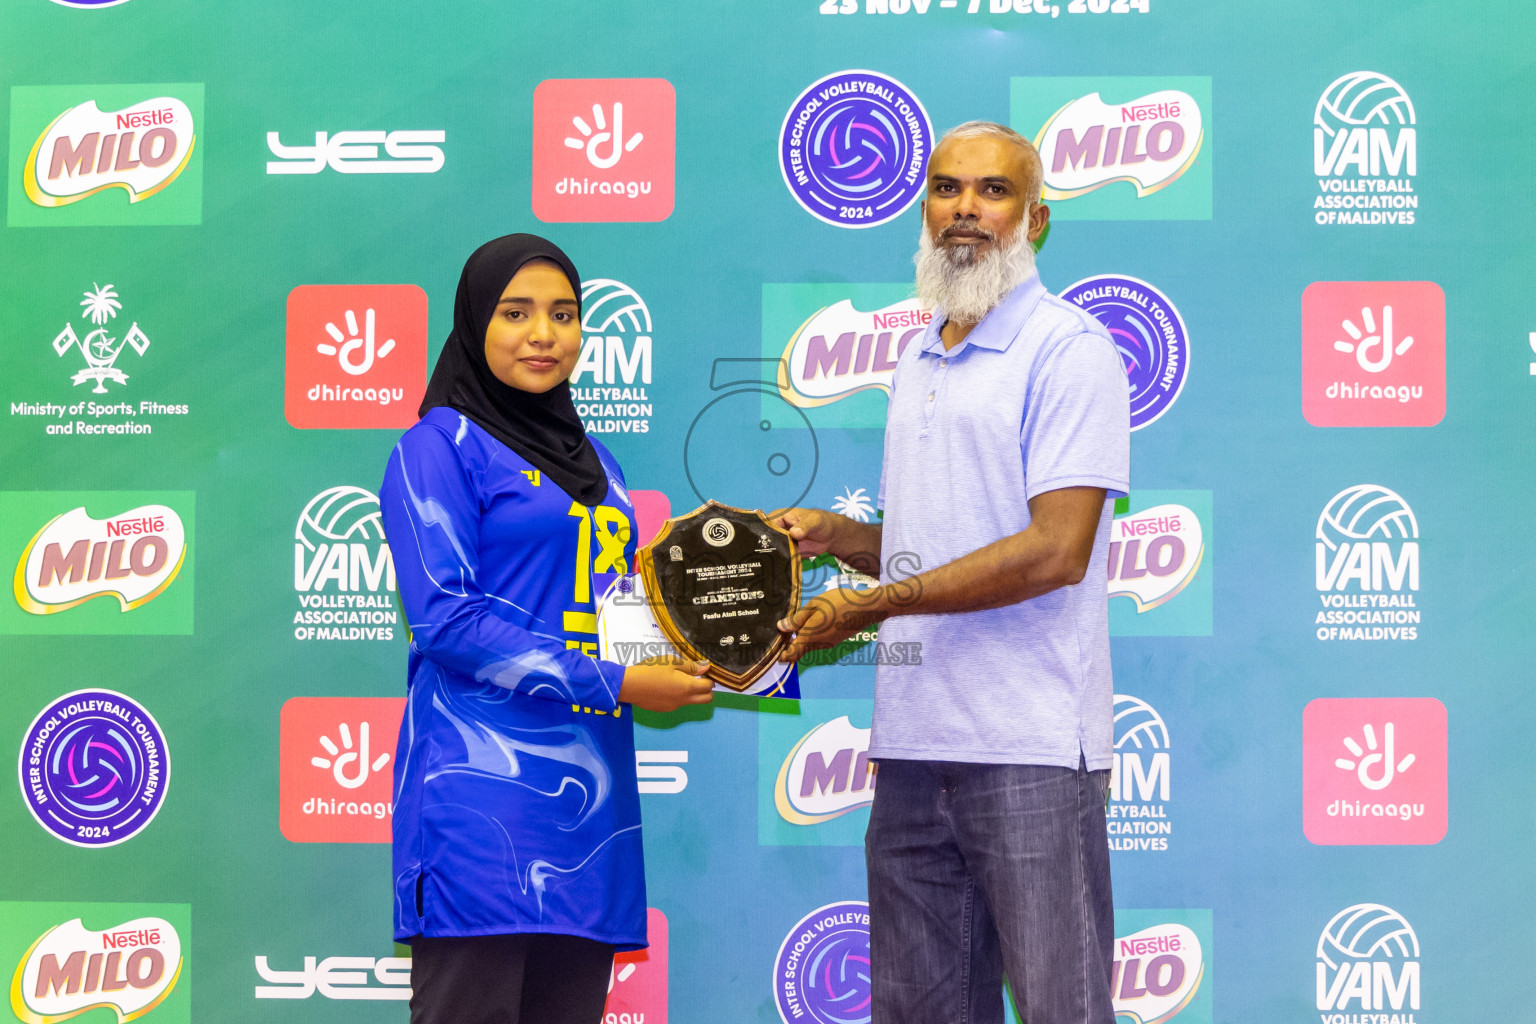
[778,121,1129,1023]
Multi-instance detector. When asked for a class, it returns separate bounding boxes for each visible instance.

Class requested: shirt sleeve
[1020,331,1131,500]
[379,424,623,712]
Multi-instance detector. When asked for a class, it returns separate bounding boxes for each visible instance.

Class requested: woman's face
[483,261,582,393]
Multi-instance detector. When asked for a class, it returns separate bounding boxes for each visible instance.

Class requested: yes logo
[760,701,875,846]
[532,79,675,222]
[1303,698,1447,845]
[266,130,445,174]
[3,904,189,1024]
[8,84,204,226]
[1011,77,1212,220]
[1108,492,1212,637]
[1314,484,1421,641]
[279,697,405,843]
[1315,903,1421,1015]
[1302,282,1445,427]
[1,492,194,635]
[284,285,428,429]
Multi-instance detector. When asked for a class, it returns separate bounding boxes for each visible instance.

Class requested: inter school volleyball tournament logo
[18,690,169,848]
[1301,281,1445,428]
[292,486,398,642]
[5,493,194,636]
[1313,72,1418,226]
[774,902,871,1024]
[1314,485,1420,641]
[1303,698,1447,847]
[1112,912,1210,1024]
[1061,276,1189,430]
[284,285,428,429]
[1108,492,1211,637]
[572,279,656,435]
[8,84,203,226]
[779,70,933,229]
[1316,904,1421,1017]
[1011,76,1211,220]
[532,78,675,222]
[1109,695,1172,853]
[8,908,187,1024]
[279,697,404,843]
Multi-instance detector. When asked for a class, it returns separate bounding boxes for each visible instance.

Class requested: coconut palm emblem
[52,283,151,393]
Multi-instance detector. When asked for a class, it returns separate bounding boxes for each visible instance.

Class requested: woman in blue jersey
[379,234,712,1024]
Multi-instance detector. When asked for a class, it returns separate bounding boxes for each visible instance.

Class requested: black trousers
[409,933,615,1024]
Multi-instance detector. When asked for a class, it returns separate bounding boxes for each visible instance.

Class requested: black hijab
[419,233,609,506]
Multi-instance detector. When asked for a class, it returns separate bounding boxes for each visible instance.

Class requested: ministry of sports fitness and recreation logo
[1111,910,1212,1024]
[4,904,189,1024]
[1316,904,1421,1018]
[284,285,428,429]
[1313,72,1418,226]
[1303,698,1447,846]
[292,486,398,642]
[279,697,404,843]
[266,128,445,174]
[532,78,675,222]
[773,901,871,1024]
[779,70,933,229]
[8,84,203,227]
[1314,484,1420,641]
[18,690,169,848]
[572,279,656,436]
[2,492,195,635]
[1302,281,1445,428]
[1062,276,1189,431]
[1011,76,1212,220]
[1109,695,1172,853]
[1108,491,1211,637]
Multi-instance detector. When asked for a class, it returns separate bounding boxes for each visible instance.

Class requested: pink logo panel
[604,907,668,1022]
[279,697,405,843]
[1301,281,1445,427]
[1303,697,1447,845]
[285,285,427,429]
[532,78,675,223]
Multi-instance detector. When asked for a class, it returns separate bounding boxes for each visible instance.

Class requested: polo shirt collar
[919,271,1047,355]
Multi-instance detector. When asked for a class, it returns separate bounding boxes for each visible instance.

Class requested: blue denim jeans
[866,758,1115,1024]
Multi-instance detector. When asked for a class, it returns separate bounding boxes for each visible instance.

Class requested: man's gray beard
[913,227,1037,325]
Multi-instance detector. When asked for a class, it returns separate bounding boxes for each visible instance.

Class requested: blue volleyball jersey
[378,407,645,948]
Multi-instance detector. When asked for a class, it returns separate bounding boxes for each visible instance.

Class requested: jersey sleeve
[1021,331,1131,500]
[379,424,623,712]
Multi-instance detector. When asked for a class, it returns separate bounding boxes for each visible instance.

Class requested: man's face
[922,135,1047,264]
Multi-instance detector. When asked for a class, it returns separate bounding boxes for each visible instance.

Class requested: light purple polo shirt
[873,271,1130,769]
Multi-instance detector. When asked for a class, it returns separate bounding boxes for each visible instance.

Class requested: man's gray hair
[935,121,1043,201]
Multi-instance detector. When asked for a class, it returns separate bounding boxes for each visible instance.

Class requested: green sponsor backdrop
[1,2,1533,1023]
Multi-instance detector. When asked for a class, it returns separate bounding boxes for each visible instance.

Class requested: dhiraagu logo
[1109,491,1211,637]
[8,84,204,227]
[759,700,874,846]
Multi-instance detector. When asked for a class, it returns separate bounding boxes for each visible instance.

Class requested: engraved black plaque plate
[637,501,800,691]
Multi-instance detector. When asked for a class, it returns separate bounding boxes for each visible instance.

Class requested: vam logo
[284,285,428,430]
[1314,72,1418,226]
[266,129,445,174]
[775,716,876,825]
[292,486,398,642]
[572,279,655,435]
[532,79,675,223]
[1011,77,1212,220]
[1314,485,1420,641]
[8,84,204,226]
[1302,281,1445,428]
[1108,695,1171,852]
[1303,698,1447,846]
[1316,904,1421,1017]
[2,492,195,635]
[10,914,184,1023]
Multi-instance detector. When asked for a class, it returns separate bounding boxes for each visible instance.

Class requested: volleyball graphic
[1317,903,1419,969]
[1114,694,1170,751]
[295,486,385,552]
[1314,72,1416,136]
[581,278,652,335]
[1315,484,1418,552]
